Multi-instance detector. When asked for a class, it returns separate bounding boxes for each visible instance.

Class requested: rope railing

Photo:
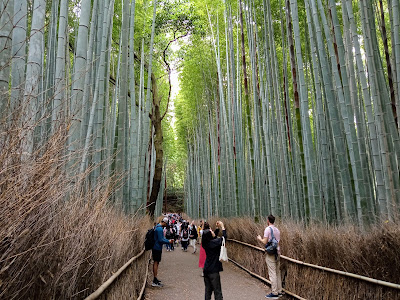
[227,239,400,290]
[84,249,147,300]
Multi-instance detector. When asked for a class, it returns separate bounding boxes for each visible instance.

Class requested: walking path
[145,244,281,300]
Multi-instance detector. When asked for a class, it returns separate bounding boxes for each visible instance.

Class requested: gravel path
[144,244,280,300]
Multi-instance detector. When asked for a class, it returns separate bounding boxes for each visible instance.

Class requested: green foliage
[155,0,204,36]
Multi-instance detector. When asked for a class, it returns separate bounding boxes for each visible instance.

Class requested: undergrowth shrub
[0,114,149,299]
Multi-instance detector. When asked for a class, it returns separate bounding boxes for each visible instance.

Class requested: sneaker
[153,278,162,284]
[152,281,163,287]
[265,293,279,298]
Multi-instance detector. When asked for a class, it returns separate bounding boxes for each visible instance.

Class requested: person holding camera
[202,221,227,300]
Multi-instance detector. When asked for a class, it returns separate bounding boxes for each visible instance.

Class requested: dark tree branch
[161,32,190,120]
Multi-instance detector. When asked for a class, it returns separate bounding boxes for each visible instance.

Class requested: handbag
[219,237,228,262]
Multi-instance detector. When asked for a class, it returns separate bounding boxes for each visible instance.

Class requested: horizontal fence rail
[227,239,400,290]
[228,257,306,300]
[84,249,146,300]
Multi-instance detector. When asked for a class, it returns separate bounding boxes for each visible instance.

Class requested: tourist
[165,225,175,251]
[198,221,209,277]
[152,217,174,287]
[173,221,180,247]
[257,214,282,298]
[202,221,226,300]
[176,220,182,247]
[181,223,190,251]
[189,221,198,253]
[197,220,203,244]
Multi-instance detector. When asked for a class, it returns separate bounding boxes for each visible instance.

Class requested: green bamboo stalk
[0,0,13,115]
[344,0,388,220]
[10,0,27,112]
[52,0,69,132]
[290,0,320,220]
[69,0,92,160]
[23,0,46,155]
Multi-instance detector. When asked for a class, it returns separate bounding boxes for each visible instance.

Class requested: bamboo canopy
[183,0,400,226]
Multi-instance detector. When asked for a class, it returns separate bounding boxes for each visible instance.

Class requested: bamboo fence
[84,249,147,300]
[228,239,400,290]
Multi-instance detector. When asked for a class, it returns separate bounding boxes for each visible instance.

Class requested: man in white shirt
[257,215,282,298]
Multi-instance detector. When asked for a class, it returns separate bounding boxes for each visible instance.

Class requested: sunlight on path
[145,244,272,300]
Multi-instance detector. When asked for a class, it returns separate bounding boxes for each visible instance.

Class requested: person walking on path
[257,215,282,298]
[165,225,175,251]
[189,221,198,253]
[202,221,227,300]
[197,220,203,244]
[152,217,174,287]
[181,224,190,251]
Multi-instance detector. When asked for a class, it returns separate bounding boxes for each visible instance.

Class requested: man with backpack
[165,225,176,251]
[257,215,282,298]
[152,217,174,287]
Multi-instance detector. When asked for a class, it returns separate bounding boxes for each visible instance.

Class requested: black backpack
[182,229,189,239]
[166,228,174,239]
[265,227,278,255]
[145,228,155,251]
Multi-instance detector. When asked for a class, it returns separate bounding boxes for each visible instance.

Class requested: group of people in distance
[151,213,282,299]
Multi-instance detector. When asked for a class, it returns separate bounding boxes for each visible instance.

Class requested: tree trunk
[147,74,163,217]
[378,0,397,127]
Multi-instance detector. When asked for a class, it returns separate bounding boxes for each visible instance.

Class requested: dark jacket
[203,229,227,274]
[165,228,175,239]
[189,225,198,239]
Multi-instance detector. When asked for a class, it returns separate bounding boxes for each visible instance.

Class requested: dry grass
[0,112,150,299]
[219,217,400,299]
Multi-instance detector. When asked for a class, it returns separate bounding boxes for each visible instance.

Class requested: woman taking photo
[202,221,227,300]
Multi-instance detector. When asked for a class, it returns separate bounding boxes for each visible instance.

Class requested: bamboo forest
[1,0,400,299]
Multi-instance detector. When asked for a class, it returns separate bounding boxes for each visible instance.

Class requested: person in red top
[257,215,282,298]
[198,221,209,276]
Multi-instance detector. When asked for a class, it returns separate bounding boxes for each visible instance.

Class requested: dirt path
[144,244,279,300]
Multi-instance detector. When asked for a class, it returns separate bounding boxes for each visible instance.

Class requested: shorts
[152,249,162,262]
